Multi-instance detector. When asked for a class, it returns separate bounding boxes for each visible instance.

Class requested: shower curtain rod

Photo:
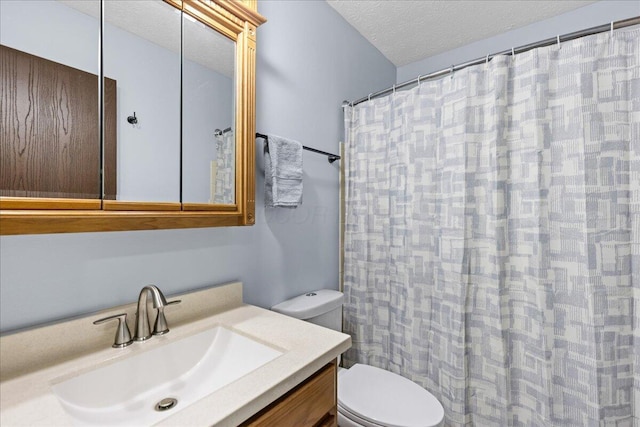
[345,16,640,107]
[256,133,341,163]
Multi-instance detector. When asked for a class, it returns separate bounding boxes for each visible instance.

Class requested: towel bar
[256,133,340,164]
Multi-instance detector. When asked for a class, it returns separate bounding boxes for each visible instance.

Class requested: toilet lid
[338,364,444,427]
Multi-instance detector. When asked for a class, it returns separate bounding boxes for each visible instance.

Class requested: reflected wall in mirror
[182,14,236,205]
[104,0,181,204]
[0,0,105,199]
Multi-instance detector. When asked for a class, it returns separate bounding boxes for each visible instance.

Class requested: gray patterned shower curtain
[342,27,639,426]
[213,130,235,204]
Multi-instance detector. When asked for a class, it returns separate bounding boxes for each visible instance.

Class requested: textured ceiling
[60,0,234,78]
[326,0,597,67]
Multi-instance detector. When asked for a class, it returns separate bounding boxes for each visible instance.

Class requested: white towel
[264,135,303,207]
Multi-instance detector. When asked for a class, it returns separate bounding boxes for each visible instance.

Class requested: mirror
[0,0,101,200]
[104,0,181,204]
[182,13,236,205]
[0,0,265,234]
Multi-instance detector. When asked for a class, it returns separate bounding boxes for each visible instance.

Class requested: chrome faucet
[134,285,180,341]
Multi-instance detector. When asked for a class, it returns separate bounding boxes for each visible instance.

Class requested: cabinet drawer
[241,361,337,427]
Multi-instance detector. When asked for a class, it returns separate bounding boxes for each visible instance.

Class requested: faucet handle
[93,313,133,348]
[153,300,181,336]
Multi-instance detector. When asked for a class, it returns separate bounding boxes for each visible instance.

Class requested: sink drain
[155,397,178,412]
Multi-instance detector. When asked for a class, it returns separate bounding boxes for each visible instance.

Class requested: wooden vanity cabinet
[241,361,338,427]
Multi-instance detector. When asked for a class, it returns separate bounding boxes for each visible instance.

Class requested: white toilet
[272,289,445,427]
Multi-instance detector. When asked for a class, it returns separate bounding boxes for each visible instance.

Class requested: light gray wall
[397,1,640,82]
[0,0,395,333]
[253,0,396,308]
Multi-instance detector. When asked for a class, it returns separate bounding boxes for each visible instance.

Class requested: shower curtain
[213,130,235,204]
[343,27,639,426]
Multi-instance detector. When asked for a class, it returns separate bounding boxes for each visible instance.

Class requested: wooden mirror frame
[0,0,265,235]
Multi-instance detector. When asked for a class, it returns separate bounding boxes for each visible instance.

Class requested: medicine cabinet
[0,0,265,235]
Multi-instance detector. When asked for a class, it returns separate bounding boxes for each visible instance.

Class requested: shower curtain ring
[486,54,489,64]
[418,75,423,86]
[511,47,515,56]
[557,35,561,46]
[368,93,372,101]
[393,84,396,94]
[611,21,614,36]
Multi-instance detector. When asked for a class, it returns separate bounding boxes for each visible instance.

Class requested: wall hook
[127,112,138,125]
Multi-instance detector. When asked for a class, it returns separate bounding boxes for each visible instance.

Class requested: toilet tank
[271,289,343,331]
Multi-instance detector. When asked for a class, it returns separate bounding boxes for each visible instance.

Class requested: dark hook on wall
[127,112,138,125]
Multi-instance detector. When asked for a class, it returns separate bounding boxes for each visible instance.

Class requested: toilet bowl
[272,290,444,427]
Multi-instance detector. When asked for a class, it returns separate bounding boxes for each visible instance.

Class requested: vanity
[0,282,351,426]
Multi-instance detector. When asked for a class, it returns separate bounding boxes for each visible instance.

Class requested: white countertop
[0,283,351,426]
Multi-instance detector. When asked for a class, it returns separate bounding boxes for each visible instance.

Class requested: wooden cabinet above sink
[0,0,266,235]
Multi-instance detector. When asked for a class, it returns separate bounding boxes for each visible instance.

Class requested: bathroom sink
[51,326,283,426]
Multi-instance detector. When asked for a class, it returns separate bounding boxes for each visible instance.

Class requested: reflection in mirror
[0,0,102,199]
[182,14,236,205]
[104,0,181,203]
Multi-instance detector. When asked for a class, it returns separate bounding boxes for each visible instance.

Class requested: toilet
[272,290,445,427]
